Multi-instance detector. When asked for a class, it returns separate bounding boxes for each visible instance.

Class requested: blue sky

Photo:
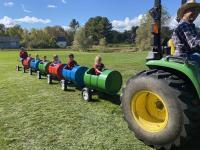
[0,0,199,31]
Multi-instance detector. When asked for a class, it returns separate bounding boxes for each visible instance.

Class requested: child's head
[68,54,74,61]
[43,56,47,61]
[20,47,25,51]
[95,55,102,64]
[53,55,59,61]
[35,54,39,60]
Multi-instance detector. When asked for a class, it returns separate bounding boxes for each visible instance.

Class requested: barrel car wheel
[82,88,92,102]
[61,80,67,91]
[37,71,42,79]
[22,67,26,73]
[29,69,32,75]
[47,74,52,84]
[16,65,20,71]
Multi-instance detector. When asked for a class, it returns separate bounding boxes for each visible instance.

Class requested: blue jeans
[189,52,200,64]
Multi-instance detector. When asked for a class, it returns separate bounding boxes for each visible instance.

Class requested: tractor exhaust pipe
[146,0,162,60]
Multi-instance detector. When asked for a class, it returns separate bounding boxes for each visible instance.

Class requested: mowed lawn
[0,50,153,150]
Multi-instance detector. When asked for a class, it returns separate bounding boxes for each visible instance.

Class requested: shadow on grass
[66,89,76,92]
[50,82,60,85]
[89,99,101,103]
[98,93,121,105]
[157,135,200,150]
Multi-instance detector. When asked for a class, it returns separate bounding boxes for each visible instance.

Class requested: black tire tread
[121,69,200,150]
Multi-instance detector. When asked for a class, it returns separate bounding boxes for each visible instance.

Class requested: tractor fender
[146,58,200,99]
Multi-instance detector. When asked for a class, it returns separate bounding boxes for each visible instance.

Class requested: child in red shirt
[19,47,28,61]
[93,55,105,75]
[67,54,78,70]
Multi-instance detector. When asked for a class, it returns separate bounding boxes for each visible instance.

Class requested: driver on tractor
[172,0,200,63]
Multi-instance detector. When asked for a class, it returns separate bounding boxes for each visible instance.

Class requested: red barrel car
[47,63,65,84]
[23,58,32,68]
[21,57,33,73]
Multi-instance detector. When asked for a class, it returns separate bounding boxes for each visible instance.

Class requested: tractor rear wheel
[121,69,200,150]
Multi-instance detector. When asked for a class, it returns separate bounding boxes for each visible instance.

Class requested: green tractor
[121,0,200,149]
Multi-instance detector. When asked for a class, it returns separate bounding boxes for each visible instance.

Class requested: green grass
[0,50,154,150]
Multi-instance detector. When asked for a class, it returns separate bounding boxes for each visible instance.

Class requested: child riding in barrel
[66,54,78,70]
[19,47,28,62]
[52,55,61,65]
[43,56,48,62]
[35,54,40,60]
[94,55,105,75]
[172,0,200,63]
[26,54,33,63]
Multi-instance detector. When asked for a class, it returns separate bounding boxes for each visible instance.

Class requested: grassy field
[0,50,154,150]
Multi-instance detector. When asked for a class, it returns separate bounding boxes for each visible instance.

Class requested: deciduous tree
[85,16,112,44]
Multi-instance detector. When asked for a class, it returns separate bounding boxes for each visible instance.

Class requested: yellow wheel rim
[131,90,168,133]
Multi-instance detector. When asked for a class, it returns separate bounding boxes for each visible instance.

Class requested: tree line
[1,9,199,51]
[0,17,139,49]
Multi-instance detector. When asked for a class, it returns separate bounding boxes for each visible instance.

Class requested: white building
[0,36,20,49]
[56,37,67,48]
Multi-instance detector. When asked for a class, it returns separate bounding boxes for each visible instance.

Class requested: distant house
[56,37,67,48]
[0,36,20,49]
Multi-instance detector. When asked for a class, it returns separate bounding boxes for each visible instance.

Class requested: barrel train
[16,57,122,102]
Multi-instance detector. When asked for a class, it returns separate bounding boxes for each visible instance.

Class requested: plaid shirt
[172,20,200,56]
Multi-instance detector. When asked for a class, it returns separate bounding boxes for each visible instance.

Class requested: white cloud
[0,16,17,27]
[61,0,66,4]
[168,16,178,29]
[47,5,56,8]
[4,1,14,7]
[16,16,51,24]
[112,15,200,31]
[21,4,31,13]
[195,16,200,27]
[168,16,200,29]
[112,15,144,32]
[62,26,71,30]
[0,16,51,28]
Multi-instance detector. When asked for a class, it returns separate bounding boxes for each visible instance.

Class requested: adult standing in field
[19,47,28,62]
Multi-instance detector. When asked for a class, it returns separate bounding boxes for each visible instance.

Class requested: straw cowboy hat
[178,0,200,18]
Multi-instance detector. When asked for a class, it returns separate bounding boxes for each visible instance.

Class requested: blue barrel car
[29,59,42,75]
[60,66,88,91]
